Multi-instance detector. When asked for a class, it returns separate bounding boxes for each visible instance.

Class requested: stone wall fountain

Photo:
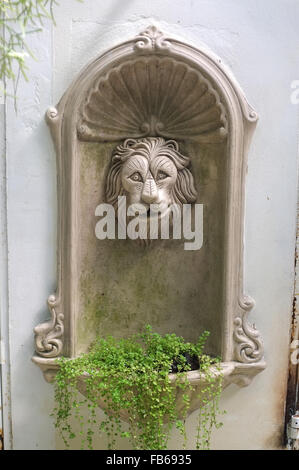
[32,26,266,398]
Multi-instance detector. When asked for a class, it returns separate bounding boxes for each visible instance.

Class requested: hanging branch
[0,1,58,109]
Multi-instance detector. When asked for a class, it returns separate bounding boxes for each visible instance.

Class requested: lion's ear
[165,140,179,152]
[123,138,138,148]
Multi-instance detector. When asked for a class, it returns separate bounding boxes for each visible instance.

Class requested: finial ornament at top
[134,25,172,53]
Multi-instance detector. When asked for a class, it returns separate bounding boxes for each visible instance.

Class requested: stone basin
[74,361,264,423]
[32,356,266,423]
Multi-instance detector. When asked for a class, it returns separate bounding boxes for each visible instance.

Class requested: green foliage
[52,326,224,450]
[0,1,58,102]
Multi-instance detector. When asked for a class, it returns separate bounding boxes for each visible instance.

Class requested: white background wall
[1,0,299,450]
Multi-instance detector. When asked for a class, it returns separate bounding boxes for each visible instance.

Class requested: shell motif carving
[77,57,228,143]
[34,295,64,358]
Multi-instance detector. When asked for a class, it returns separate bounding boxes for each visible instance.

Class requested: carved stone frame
[32,26,266,385]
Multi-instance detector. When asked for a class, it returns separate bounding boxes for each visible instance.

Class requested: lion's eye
[157,171,169,181]
[129,172,143,182]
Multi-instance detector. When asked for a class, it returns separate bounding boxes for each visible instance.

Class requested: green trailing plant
[52,325,225,450]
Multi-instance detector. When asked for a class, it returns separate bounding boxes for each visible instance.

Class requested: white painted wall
[1,0,299,449]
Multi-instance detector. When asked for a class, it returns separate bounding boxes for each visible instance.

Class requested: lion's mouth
[145,206,170,219]
[129,202,171,219]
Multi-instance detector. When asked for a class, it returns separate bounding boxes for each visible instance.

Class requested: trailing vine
[52,326,225,450]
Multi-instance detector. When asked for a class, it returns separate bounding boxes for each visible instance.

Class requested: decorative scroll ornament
[77,56,228,143]
[233,296,264,363]
[134,25,172,53]
[34,295,64,358]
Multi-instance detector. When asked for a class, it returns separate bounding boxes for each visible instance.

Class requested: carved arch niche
[32,26,266,387]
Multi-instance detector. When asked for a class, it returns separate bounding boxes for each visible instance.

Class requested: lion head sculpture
[105,137,197,221]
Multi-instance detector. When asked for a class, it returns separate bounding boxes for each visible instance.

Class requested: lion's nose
[141,175,158,204]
